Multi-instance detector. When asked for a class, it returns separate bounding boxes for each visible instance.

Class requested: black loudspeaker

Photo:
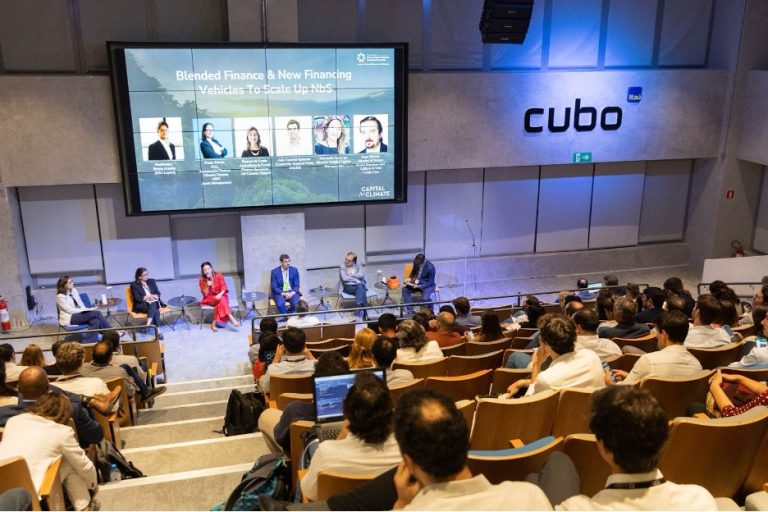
[479,0,534,44]
[25,285,37,311]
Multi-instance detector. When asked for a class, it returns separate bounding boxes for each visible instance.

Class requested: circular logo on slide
[356,52,367,64]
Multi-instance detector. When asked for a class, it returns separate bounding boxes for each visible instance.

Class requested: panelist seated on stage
[340,250,369,317]
[56,276,111,342]
[130,267,165,340]
[199,261,240,331]
[270,254,300,314]
[402,253,436,314]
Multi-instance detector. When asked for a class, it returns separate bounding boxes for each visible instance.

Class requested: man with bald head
[425,311,463,348]
[0,367,103,446]
[80,341,165,404]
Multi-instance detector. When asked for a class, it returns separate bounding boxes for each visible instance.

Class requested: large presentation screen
[108,43,407,215]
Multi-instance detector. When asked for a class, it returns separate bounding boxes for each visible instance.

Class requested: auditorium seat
[317,470,376,501]
[446,351,504,376]
[440,342,466,357]
[425,369,493,402]
[612,331,658,353]
[721,366,768,382]
[465,338,511,356]
[552,387,595,438]
[277,392,312,410]
[640,370,714,419]
[268,373,314,406]
[470,390,559,450]
[307,345,351,359]
[688,341,746,370]
[607,352,642,373]
[467,436,564,484]
[388,378,424,404]
[392,358,448,379]
[502,348,533,367]
[562,434,611,497]
[491,367,530,395]
[0,455,65,511]
[509,335,535,350]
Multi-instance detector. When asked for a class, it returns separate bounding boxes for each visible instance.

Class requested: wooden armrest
[149,362,158,379]
[764,483,768,493]
[39,456,66,511]
[160,343,165,352]
[509,439,524,448]
[297,469,310,503]
[268,399,277,409]
[39,456,62,496]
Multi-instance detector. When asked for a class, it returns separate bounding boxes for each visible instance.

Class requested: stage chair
[440,342,467,357]
[491,367,530,395]
[470,390,559,450]
[552,387,595,438]
[688,341,746,370]
[446,351,504,376]
[392,358,448,379]
[562,434,611,497]
[639,370,714,419]
[425,369,493,402]
[468,436,564,484]
[124,286,171,334]
[335,279,378,311]
[465,338,511,356]
[388,378,424,405]
[659,406,768,499]
[56,301,89,341]
[612,332,659,353]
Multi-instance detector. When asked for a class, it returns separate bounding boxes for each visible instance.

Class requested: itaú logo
[524,99,622,133]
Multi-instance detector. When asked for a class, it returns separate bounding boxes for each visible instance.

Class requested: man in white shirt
[285,301,321,329]
[614,310,703,385]
[572,309,622,362]
[506,314,606,397]
[0,343,27,382]
[301,371,402,501]
[49,342,111,398]
[553,386,717,510]
[392,388,552,510]
[259,327,316,394]
[684,294,732,348]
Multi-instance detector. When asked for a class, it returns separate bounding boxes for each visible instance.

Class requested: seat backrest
[721,366,768,382]
[105,376,135,427]
[306,338,353,350]
[562,434,611,497]
[224,276,239,304]
[687,341,746,370]
[470,390,559,450]
[0,456,42,510]
[509,336,535,350]
[612,332,659,353]
[456,399,477,432]
[640,370,714,419]
[659,407,768,498]
[404,262,413,281]
[502,348,533,368]
[446,351,504,376]
[308,345,351,358]
[466,338,511,356]
[441,342,467,357]
[392,358,449,379]
[317,471,376,501]
[320,322,356,340]
[741,407,768,498]
[552,388,595,438]
[122,339,165,377]
[277,392,313,411]
[125,286,137,314]
[269,373,314,401]
[425,369,493,402]
[468,436,564,484]
[607,353,642,373]
[388,378,424,405]
[79,292,92,308]
[491,368,531,394]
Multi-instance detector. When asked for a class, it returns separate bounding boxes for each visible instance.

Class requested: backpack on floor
[93,439,145,484]
[221,389,266,436]
[213,453,290,511]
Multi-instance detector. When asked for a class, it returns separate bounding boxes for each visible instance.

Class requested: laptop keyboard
[316,425,343,442]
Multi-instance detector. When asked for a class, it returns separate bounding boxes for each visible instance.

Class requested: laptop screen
[587,281,602,291]
[312,369,386,423]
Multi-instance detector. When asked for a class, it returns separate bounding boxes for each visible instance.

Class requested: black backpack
[93,439,145,484]
[214,453,290,511]
[221,389,266,436]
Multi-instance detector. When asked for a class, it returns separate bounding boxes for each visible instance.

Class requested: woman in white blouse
[56,276,110,335]
[0,392,98,510]
[395,319,443,363]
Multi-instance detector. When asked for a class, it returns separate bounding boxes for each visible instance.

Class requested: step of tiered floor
[98,374,269,510]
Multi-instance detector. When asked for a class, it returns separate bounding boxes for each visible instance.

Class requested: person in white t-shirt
[685,294,732,349]
[395,319,443,363]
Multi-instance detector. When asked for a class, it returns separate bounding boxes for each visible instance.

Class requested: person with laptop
[300,371,401,502]
[258,327,316,394]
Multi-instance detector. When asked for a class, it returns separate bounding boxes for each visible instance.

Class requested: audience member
[377,313,398,339]
[613,311,702,385]
[80,341,165,403]
[411,312,430,333]
[259,327,316,394]
[717,298,741,342]
[663,277,696,317]
[49,342,111,398]
[372,336,415,387]
[552,386,717,510]
[708,369,768,417]
[285,301,321,328]
[20,344,45,367]
[0,392,99,511]
[348,327,376,369]
[301,371,401,501]
[684,294,731,348]
[572,309,622,362]
[665,294,688,315]
[0,367,103,446]
[392,388,552,510]
[596,291,615,323]
[603,274,625,295]
[426,311,463,348]
[729,304,768,368]
[395,320,443,363]
[502,295,543,329]
[472,311,505,343]
[102,330,147,385]
[43,340,65,376]
[0,363,18,407]
[507,314,605,397]
[624,283,644,314]
[259,351,349,454]
[596,297,650,340]
[575,278,596,300]
[254,332,280,379]
[738,284,768,326]
[636,286,665,325]
[249,317,279,364]
[452,297,481,327]
[1,343,27,382]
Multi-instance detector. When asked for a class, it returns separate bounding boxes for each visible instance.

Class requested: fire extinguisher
[0,299,10,333]
[731,240,745,257]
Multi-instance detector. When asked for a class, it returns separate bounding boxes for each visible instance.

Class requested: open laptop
[312,368,385,441]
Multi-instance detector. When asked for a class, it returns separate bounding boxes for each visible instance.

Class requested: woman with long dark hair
[55,276,111,339]
[130,267,165,340]
[199,261,240,331]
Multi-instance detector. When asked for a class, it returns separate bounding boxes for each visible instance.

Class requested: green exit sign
[573,152,593,163]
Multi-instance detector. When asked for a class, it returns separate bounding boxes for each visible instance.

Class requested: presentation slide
[110,45,405,214]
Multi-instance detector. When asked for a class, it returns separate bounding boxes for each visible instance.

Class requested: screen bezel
[107,41,408,216]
